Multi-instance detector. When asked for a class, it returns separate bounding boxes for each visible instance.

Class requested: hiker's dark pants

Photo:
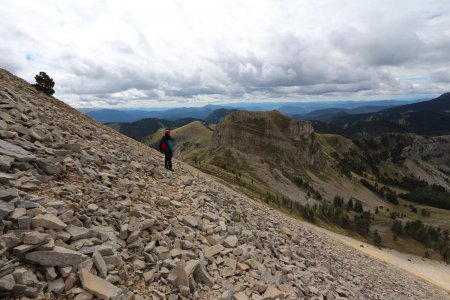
[165,151,173,169]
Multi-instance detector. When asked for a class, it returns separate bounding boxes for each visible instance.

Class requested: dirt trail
[312,223,450,293]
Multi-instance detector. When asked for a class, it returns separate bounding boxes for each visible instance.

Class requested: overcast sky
[1,1,449,108]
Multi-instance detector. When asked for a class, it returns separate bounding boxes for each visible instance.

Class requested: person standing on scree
[159,130,174,171]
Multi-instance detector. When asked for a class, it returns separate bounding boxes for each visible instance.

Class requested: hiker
[159,130,174,171]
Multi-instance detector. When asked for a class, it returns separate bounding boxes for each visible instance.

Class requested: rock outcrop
[212,110,326,169]
[0,68,448,299]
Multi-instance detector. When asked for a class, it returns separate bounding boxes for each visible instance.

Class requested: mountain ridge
[310,93,450,136]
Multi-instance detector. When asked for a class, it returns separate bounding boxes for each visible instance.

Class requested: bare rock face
[0,68,447,300]
[212,110,326,169]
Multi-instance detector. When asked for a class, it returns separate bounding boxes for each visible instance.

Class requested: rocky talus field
[0,68,448,300]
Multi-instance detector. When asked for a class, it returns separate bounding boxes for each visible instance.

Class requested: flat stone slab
[92,249,108,278]
[0,172,16,183]
[31,214,67,230]
[0,139,36,161]
[0,188,19,201]
[79,269,122,299]
[204,244,224,258]
[25,246,83,267]
[23,231,50,245]
[0,202,15,218]
[182,215,199,228]
[66,225,93,241]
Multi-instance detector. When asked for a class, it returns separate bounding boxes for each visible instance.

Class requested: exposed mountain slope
[213,110,326,169]
[1,69,448,299]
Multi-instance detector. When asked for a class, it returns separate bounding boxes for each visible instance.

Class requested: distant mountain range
[308,93,450,136]
[80,105,223,123]
[80,98,423,123]
[291,105,393,122]
[101,93,450,143]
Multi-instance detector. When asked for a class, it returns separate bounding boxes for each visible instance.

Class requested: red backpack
[159,137,168,153]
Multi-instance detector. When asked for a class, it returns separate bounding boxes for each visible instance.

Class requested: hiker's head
[165,130,171,136]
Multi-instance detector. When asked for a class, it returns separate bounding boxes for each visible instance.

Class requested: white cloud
[0,0,449,108]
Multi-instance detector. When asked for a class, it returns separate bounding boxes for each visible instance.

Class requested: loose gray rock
[223,235,238,248]
[31,214,67,230]
[48,277,65,294]
[23,232,49,245]
[0,155,14,171]
[0,139,36,161]
[92,249,108,278]
[79,269,122,299]
[25,246,83,267]
[65,225,93,241]
[0,188,19,201]
[182,215,199,228]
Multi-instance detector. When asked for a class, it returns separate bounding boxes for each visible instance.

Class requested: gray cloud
[430,69,450,83]
[0,1,449,108]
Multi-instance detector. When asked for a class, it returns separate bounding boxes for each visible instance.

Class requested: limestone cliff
[212,110,326,170]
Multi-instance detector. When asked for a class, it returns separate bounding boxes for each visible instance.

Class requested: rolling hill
[144,120,213,161]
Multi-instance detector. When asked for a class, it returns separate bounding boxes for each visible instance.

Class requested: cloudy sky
[1,1,449,108]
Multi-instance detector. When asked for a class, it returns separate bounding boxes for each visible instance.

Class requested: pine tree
[392,220,403,236]
[33,72,55,95]
[354,200,363,213]
[347,198,354,211]
[373,230,382,247]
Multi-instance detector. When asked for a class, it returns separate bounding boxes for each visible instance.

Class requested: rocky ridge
[0,68,448,300]
[212,110,326,169]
